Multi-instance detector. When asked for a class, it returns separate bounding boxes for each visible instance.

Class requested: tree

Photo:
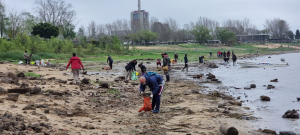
[264,18,290,39]
[61,20,76,39]
[31,23,59,39]
[0,0,6,37]
[295,29,300,39]
[7,8,24,39]
[216,27,236,45]
[139,30,158,46]
[288,31,294,40]
[20,12,40,35]
[34,0,76,26]
[190,25,211,44]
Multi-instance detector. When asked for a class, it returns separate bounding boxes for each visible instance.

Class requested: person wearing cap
[66,53,84,85]
[140,72,165,113]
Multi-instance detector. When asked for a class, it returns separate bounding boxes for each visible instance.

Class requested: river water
[206,53,300,133]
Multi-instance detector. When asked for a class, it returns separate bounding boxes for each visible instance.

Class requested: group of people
[217,51,232,58]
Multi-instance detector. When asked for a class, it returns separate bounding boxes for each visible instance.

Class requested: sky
[5,0,300,32]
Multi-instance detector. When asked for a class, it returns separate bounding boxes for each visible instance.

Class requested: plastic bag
[138,96,152,112]
[131,71,138,81]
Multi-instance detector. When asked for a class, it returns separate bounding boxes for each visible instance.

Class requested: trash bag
[131,71,138,81]
[30,61,35,65]
[138,96,152,112]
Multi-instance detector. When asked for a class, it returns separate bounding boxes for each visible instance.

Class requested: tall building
[131,0,149,33]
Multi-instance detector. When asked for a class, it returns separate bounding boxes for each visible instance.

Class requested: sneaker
[152,110,159,113]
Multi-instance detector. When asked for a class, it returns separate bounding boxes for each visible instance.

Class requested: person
[125,60,137,80]
[138,63,147,75]
[24,51,29,64]
[199,56,204,63]
[156,59,161,69]
[182,54,188,72]
[139,72,165,113]
[107,55,113,69]
[210,52,212,59]
[66,53,84,85]
[232,54,237,65]
[220,52,223,58]
[162,53,171,82]
[174,53,178,63]
[223,51,226,58]
[227,51,231,58]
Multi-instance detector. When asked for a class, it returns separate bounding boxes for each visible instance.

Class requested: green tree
[288,31,294,40]
[295,29,300,39]
[190,25,211,44]
[32,23,59,39]
[216,27,236,45]
[61,21,76,40]
[139,30,158,46]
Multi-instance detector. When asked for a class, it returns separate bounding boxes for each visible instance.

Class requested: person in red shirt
[66,53,84,85]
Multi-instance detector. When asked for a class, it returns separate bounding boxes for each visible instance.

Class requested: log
[220,124,239,135]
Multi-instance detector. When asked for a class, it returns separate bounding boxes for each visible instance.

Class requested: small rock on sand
[7,93,19,101]
[260,95,271,101]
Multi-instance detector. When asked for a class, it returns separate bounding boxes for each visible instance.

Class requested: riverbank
[0,61,268,135]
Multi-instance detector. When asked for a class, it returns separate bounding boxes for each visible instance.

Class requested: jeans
[152,85,164,111]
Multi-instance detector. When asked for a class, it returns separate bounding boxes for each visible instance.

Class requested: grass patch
[25,72,40,78]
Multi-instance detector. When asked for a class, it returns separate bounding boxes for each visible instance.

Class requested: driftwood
[220,124,239,135]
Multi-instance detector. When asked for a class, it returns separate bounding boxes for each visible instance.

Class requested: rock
[117,76,126,80]
[17,72,25,77]
[82,123,95,129]
[297,97,300,101]
[81,78,90,84]
[131,82,139,85]
[28,70,33,72]
[20,83,29,89]
[271,79,278,82]
[282,109,299,119]
[208,63,218,68]
[67,110,73,117]
[22,103,36,110]
[7,72,16,78]
[279,131,297,135]
[218,103,226,108]
[124,80,129,83]
[29,86,41,94]
[59,68,65,71]
[36,104,48,108]
[100,82,109,88]
[8,88,31,94]
[41,82,46,85]
[0,61,3,64]
[146,62,151,64]
[260,95,271,101]
[57,80,67,84]
[28,77,37,80]
[228,101,242,106]
[187,109,195,114]
[0,87,8,95]
[25,92,31,96]
[267,85,275,89]
[263,129,277,134]
[114,78,120,82]
[44,109,50,114]
[47,77,56,80]
[244,87,251,90]
[250,84,256,88]
[7,93,19,101]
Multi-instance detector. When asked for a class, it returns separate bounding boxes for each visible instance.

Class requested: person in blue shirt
[139,72,165,113]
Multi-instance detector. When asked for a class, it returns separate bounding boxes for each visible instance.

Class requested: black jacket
[184,56,188,64]
[141,65,147,73]
[125,61,136,71]
[174,54,178,59]
[107,56,113,63]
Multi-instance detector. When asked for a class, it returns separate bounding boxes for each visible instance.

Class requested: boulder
[100,82,109,88]
[270,79,278,82]
[282,109,299,119]
[22,103,36,110]
[81,78,90,84]
[250,84,256,88]
[0,87,8,95]
[7,93,19,101]
[279,131,297,135]
[260,95,271,101]
[263,129,277,134]
[17,72,25,77]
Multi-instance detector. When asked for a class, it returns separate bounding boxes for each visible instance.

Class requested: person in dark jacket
[223,51,226,58]
[107,55,113,69]
[66,53,84,85]
[174,53,178,63]
[232,54,237,65]
[199,56,204,63]
[138,63,147,75]
[210,52,212,59]
[125,60,137,80]
[162,53,171,82]
[182,54,188,72]
[140,72,165,113]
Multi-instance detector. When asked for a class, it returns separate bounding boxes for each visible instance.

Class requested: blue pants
[152,85,164,111]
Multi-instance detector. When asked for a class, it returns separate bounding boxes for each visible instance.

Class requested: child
[138,63,147,75]
[156,59,161,69]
